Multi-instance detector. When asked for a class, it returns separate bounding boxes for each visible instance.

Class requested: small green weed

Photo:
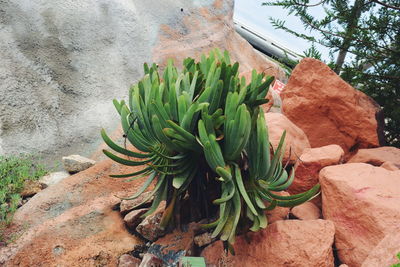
[0,154,47,227]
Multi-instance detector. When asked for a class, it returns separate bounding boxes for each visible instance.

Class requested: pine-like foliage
[101,49,319,250]
[263,0,400,147]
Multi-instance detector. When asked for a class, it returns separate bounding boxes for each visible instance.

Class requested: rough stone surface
[0,0,285,163]
[138,224,200,266]
[124,209,148,230]
[291,202,321,220]
[62,154,96,173]
[20,180,46,198]
[320,163,400,267]
[139,253,164,267]
[136,202,166,242]
[289,144,344,197]
[361,231,400,267]
[264,112,311,164]
[118,254,141,267]
[153,224,198,256]
[298,144,345,166]
[120,191,153,215]
[381,161,400,171]
[153,2,286,81]
[281,58,383,154]
[266,191,290,223]
[348,146,400,166]
[0,159,144,266]
[194,232,214,247]
[39,171,70,187]
[201,219,335,267]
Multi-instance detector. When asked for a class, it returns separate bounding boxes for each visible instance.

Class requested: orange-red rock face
[201,219,335,267]
[281,58,383,154]
[320,163,400,267]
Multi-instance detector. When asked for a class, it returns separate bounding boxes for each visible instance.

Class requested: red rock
[135,202,166,242]
[288,145,344,200]
[348,146,400,166]
[281,58,383,154]
[266,191,290,223]
[153,224,198,256]
[141,225,199,267]
[320,163,400,267]
[380,161,400,171]
[0,159,143,266]
[361,231,400,267]
[291,202,321,220]
[265,112,311,164]
[299,144,344,166]
[118,254,141,267]
[124,209,148,230]
[201,219,335,267]
[120,191,153,215]
[139,253,164,267]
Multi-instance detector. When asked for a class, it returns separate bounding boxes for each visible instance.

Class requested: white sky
[233,0,332,61]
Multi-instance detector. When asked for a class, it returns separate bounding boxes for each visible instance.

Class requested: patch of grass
[0,154,47,228]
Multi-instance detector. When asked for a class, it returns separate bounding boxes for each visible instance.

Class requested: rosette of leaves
[101,49,319,250]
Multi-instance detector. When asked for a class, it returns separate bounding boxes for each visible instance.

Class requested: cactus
[102,49,319,251]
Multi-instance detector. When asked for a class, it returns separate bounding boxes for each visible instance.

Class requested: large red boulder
[0,160,144,266]
[320,163,400,266]
[201,219,335,267]
[281,58,383,154]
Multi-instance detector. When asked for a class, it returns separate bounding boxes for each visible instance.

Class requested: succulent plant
[102,49,319,251]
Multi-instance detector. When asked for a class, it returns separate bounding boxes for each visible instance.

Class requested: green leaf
[102,150,152,166]
[234,164,257,215]
[101,129,151,159]
[109,167,152,178]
